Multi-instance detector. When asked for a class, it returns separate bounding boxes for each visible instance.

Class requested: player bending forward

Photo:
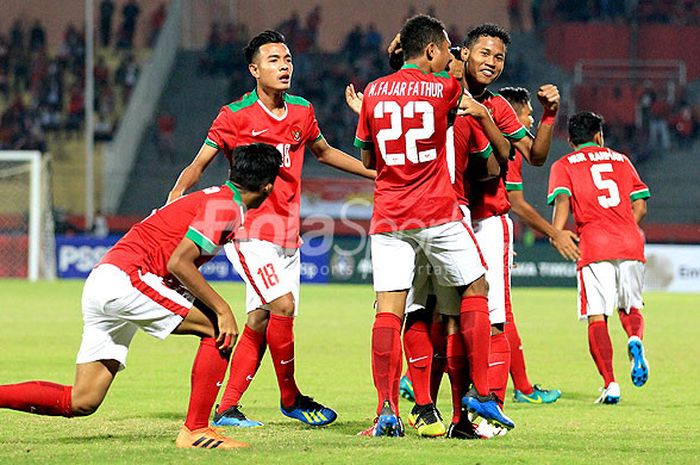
[548,111,650,404]
[0,144,281,449]
[354,14,514,437]
[168,30,374,428]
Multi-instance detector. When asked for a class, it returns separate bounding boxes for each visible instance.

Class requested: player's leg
[429,306,447,403]
[617,260,648,387]
[579,263,620,404]
[400,263,431,404]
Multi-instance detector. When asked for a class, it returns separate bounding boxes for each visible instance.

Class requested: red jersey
[470,90,528,220]
[446,115,493,206]
[505,149,524,192]
[354,64,463,234]
[100,181,244,282]
[547,143,650,268]
[205,89,322,248]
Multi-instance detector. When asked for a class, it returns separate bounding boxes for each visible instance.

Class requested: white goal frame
[0,151,53,281]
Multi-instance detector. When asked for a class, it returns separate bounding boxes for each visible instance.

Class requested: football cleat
[446,407,480,440]
[281,394,337,426]
[595,382,621,404]
[372,400,402,437]
[212,404,263,428]
[462,388,515,430]
[409,403,446,437]
[513,384,562,404]
[357,413,405,438]
[627,336,649,387]
[175,426,249,449]
[399,375,415,402]
[474,418,508,439]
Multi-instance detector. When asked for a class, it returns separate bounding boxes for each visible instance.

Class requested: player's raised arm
[459,92,511,163]
[167,238,238,350]
[167,143,219,204]
[512,84,559,166]
[309,137,376,179]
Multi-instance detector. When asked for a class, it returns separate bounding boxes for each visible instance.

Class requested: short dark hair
[464,23,511,49]
[229,143,281,191]
[400,15,448,60]
[244,30,286,64]
[449,46,462,60]
[568,111,604,146]
[498,86,530,111]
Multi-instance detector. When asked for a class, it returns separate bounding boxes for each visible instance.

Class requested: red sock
[184,337,230,430]
[218,325,266,412]
[588,321,615,387]
[504,320,534,395]
[619,307,645,339]
[372,312,402,415]
[0,381,72,417]
[446,333,468,424]
[460,295,491,396]
[487,332,511,407]
[267,314,301,408]
[404,320,433,405]
[429,321,447,402]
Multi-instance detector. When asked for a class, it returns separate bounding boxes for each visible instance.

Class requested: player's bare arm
[167,143,219,203]
[360,148,376,170]
[459,93,511,163]
[345,83,364,115]
[509,190,579,261]
[551,193,572,233]
[512,84,559,167]
[309,137,376,179]
[168,238,238,350]
[632,198,648,224]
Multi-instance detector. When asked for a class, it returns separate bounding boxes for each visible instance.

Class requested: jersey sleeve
[626,158,651,201]
[505,150,524,191]
[206,106,237,151]
[547,160,572,205]
[353,88,373,150]
[466,118,493,160]
[495,96,528,140]
[305,103,324,144]
[185,196,241,255]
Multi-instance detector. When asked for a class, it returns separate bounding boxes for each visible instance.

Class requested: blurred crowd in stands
[547,0,700,25]
[0,0,163,151]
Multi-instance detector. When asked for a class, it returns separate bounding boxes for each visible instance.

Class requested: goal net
[0,151,55,280]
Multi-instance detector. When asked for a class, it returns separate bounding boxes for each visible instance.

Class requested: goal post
[0,151,55,281]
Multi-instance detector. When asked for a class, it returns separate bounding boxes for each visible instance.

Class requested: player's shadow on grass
[141,411,184,420]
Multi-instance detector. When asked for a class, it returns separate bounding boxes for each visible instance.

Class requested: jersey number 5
[374,101,435,165]
[590,163,620,208]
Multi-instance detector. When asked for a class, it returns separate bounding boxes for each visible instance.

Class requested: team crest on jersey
[291,126,302,142]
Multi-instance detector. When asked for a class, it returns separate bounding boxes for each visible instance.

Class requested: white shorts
[473,214,514,325]
[77,264,190,370]
[225,239,300,315]
[372,220,486,295]
[577,260,645,321]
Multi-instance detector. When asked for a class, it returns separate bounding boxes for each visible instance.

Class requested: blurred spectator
[65,84,85,136]
[118,0,141,49]
[156,111,176,162]
[306,6,322,49]
[10,19,24,53]
[649,94,671,150]
[116,54,139,103]
[148,3,167,47]
[99,0,115,47]
[29,20,46,51]
[509,0,524,32]
[365,24,382,53]
[669,102,694,148]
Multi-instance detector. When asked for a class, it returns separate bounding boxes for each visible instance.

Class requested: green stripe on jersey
[283,94,312,107]
[185,227,218,254]
[505,126,528,140]
[547,187,572,205]
[353,137,373,149]
[204,138,219,149]
[630,188,650,201]
[313,133,324,142]
[471,144,493,159]
[227,91,258,113]
[506,181,523,191]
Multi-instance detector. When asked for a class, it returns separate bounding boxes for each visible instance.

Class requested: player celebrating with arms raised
[354,14,513,437]
[548,111,650,404]
[168,30,374,428]
[0,144,281,449]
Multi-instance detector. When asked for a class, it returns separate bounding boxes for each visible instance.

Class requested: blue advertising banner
[55,235,329,283]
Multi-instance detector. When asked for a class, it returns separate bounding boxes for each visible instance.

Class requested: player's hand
[550,229,580,262]
[345,84,364,115]
[457,90,488,119]
[216,309,239,351]
[387,33,401,55]
[511,249,518,269]
[537,84,560,113]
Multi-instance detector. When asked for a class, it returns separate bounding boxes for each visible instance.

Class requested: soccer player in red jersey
[0,144,281,449]
[168,31,374,428]
[354,15,514,437]
[496,87,579,408]
[548,111,650,404]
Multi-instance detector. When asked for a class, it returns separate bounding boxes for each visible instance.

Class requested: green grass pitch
[0,280,698,464]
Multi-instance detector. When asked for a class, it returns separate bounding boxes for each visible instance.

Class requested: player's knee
[71,393,104,417]
[246,309,270,333]
[269,293,295,317]
[464,275,489,296]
